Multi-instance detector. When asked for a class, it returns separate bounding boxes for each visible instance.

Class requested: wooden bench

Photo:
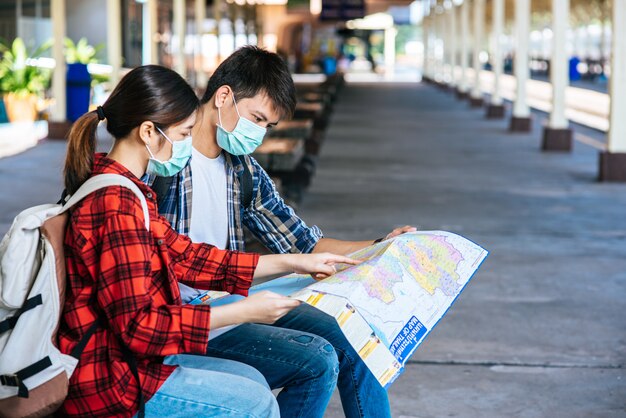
[268,119,314,140]
[252,137,305,172]
[293,102,324,122]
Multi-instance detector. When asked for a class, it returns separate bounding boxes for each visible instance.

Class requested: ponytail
[63,110,99,195]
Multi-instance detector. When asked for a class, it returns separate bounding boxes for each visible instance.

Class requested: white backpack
[0,174,149,418]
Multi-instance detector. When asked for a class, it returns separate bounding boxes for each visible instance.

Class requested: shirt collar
[92,153,155,198]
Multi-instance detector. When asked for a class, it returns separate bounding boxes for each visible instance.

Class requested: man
[149,46,415,418]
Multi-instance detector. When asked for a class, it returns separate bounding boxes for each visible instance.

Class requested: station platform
[297,83,626,417]
[0,81,625,417]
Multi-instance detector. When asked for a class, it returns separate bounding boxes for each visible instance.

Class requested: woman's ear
[214,85,232,109]
[138,121,156,146]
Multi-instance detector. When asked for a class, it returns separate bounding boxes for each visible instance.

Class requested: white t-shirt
[188,147,229,249]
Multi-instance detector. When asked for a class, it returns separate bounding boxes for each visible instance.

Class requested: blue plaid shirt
[144,153,323,254]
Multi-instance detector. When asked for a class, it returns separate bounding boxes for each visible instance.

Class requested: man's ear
[214,85,232,109]
[138,121,157,146]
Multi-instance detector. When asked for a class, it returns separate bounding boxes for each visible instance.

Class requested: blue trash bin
[322,56,337,76]
[0,97,8,123]
[66,63,92,122]
[569,57,581,81]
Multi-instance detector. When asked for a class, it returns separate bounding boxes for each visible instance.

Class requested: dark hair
[201,46,297,119]
[64,65,199,194]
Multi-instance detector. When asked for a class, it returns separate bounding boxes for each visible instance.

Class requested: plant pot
[4,93,38,123]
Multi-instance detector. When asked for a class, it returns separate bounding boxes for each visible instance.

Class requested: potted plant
[64,37,103,122]
[0,38,51,123]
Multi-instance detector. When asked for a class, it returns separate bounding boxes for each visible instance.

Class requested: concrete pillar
[107,0,123,87]
[470,0,485,107]
[457,0,469,98]
[214,0,222,62]
[432,9,441,83]
[423,14,431,81]
[509,0,532,132]
[254,4,263,48]
[50,0,66,123]
[442,6,451,85]
[16,0,22,39]
[195,0,208,89]
[142,0,158,65]
[542,0,573,151]
[35,0,42,18]
[436,9,446,84]
[448,4,457,88]
[384,27,397,80]
[431,9,438,81]
[173,0,186,77]
[599,0,626,181]
[599,0,608,77]
[229,2,237,51]
[486,0,505,118]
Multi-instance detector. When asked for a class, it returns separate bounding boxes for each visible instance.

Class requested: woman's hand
[237,291,301,324]
[210,291,301,328]
[291,252,360,280]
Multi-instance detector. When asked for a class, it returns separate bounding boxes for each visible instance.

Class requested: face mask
[216,94,267,155]
[145,126,192,177]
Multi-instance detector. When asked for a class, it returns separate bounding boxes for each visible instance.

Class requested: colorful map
[207,231,488,389]
[289,231,488,387]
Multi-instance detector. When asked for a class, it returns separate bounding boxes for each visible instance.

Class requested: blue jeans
[141,354,280,417]
[276,304,392,418]
[207,322,340,418]
[208,304,391,418]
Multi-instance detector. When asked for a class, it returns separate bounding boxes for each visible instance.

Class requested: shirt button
[157,239,164,245]
[147,192,153,199]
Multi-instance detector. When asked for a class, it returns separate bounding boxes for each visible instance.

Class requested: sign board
[320,0,365,21]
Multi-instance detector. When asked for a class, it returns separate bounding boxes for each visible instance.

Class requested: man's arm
[312,225,417,256]
[243,158,324,254]
[244,158,416,256]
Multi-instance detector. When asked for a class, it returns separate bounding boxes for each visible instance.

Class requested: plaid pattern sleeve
[94,211,214,356]
[159,219,258,295]
[239,156,324,254]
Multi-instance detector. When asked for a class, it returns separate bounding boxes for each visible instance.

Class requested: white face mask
[216,93,267,155]
[145,126,192,177]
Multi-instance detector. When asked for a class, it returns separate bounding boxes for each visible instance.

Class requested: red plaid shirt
[58,154,259,417]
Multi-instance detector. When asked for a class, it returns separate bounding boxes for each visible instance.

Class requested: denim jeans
[208,304,391,418]
[275,304,392,418]
[141,354,280,418]
[206,322,340,418]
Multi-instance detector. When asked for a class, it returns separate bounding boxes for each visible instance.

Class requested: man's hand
[384,225,417,240]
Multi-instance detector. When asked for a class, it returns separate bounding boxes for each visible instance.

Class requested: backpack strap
[151,175,175,210]
[1,356,53,398]
[239,157,254,209]
[62,174,150,231]
[0,295,42,334]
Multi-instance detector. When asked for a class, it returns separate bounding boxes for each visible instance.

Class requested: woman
[58,65,356,417]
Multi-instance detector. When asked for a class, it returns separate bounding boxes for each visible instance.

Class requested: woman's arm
[209,291,301,329]
[157,218,258,296]
[208,252,361,329]
[253,252,359,280]
[94,213,213,357]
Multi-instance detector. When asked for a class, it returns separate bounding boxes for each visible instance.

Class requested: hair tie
[96,106,106,121]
